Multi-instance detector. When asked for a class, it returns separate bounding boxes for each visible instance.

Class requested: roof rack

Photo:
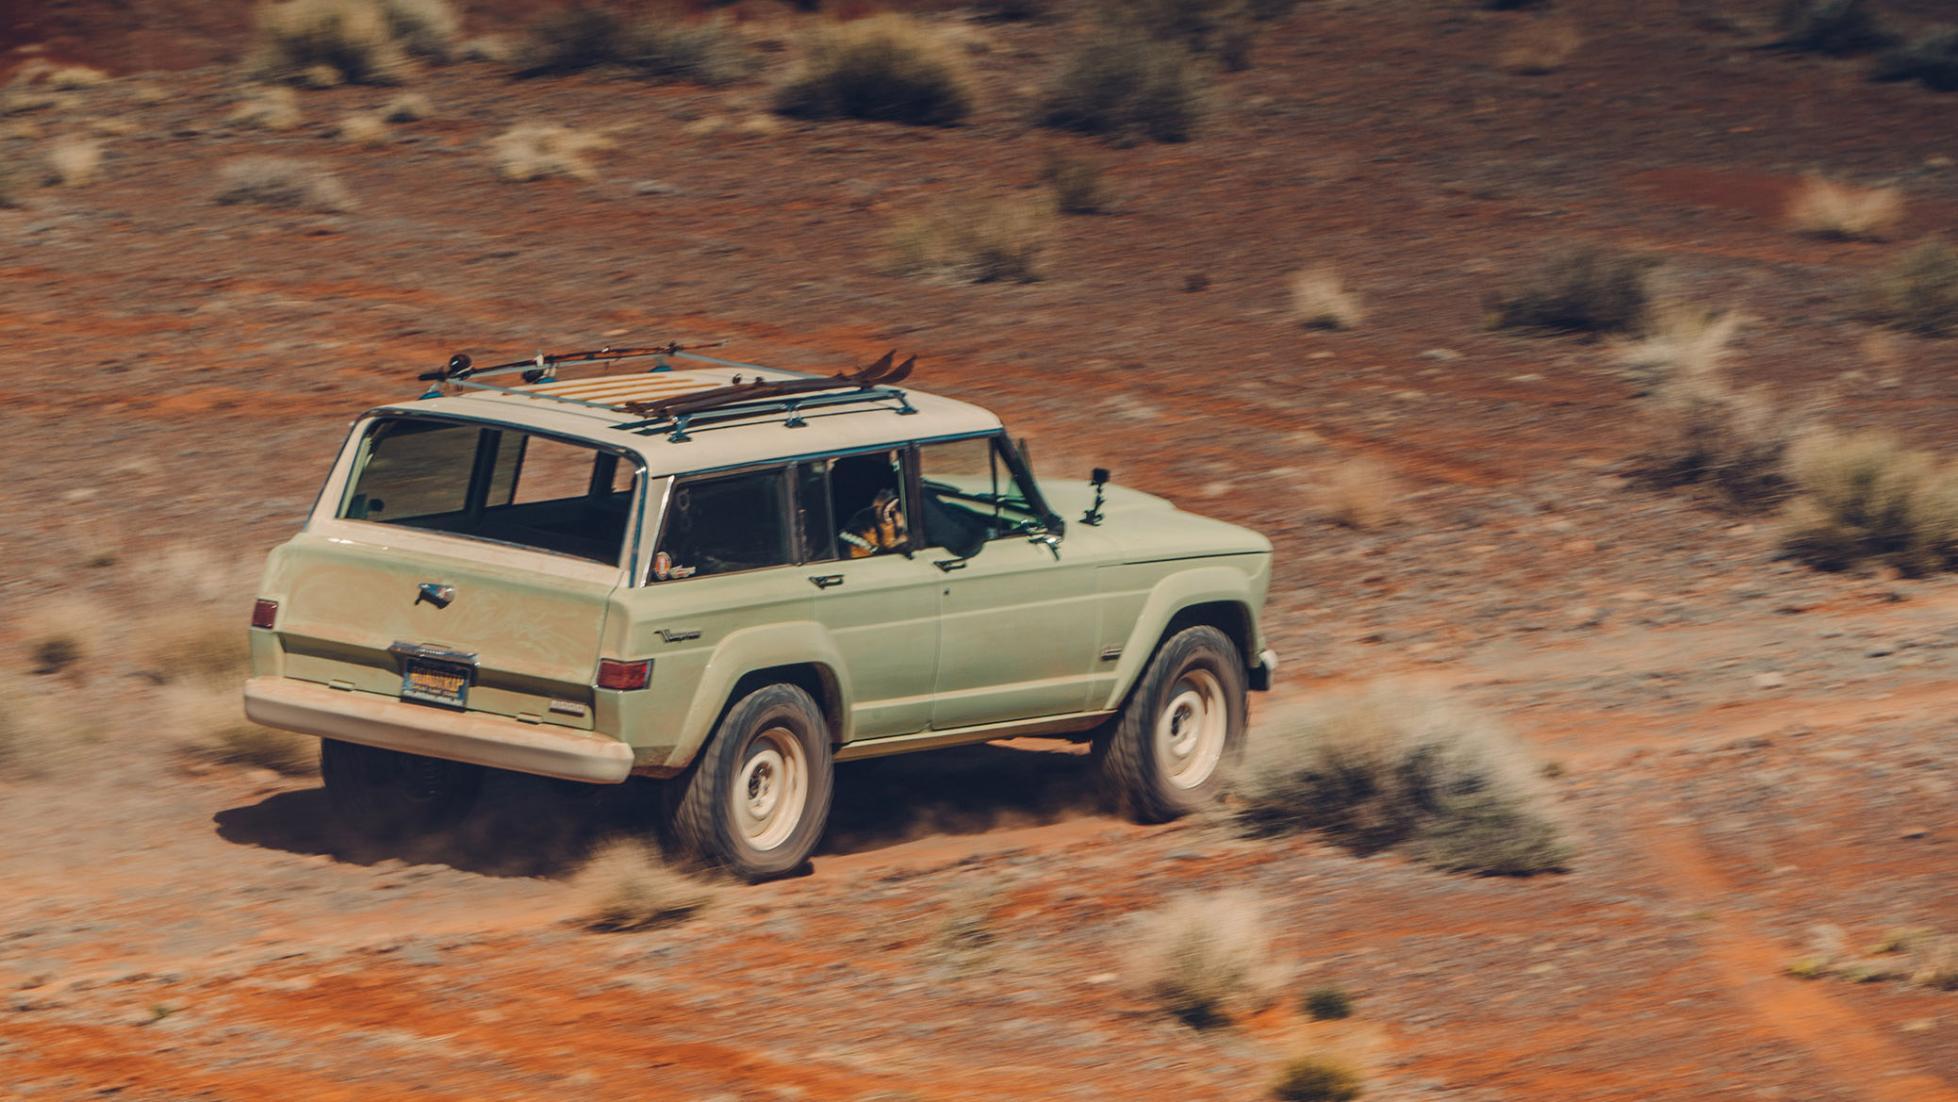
[415,344,919,442]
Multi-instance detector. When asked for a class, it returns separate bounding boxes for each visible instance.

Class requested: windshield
[339,417,638,566]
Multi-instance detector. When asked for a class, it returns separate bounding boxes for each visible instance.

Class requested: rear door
[267,415,642,728]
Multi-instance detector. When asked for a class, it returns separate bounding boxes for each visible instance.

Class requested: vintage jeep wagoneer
[244,346,1276,879]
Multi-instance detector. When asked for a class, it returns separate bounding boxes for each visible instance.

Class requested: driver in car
[839,488,906,557]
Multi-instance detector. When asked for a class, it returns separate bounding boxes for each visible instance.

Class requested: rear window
[341,418,637,566]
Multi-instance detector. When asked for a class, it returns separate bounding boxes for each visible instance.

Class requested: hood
[1039,482,1271,561]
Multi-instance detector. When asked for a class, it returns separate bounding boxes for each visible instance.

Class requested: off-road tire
[319,738,485,839]
[1097,626,1247,823]
[670,684,834,882]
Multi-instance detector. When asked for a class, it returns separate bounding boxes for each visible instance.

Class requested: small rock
[1900,827,1929,840]
[1752,672,1785,690]
[1562,538,1596,554]
[633,179,683,196]
[1182,273,1208,293]
[1566,605,1605,628]
[1867,645,1895,658]
[1419,348,1462,362]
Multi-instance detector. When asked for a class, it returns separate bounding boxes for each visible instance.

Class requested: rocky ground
[2,0,1956,1098]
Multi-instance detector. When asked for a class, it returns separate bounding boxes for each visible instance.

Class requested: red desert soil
[2,1,1956,1099]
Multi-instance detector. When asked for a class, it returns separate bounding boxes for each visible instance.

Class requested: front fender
[634,621,852,773]
[1098,565,1260,712]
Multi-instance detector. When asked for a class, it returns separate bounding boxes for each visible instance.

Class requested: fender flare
[1099,566,1257,712]
[667,621,854,769]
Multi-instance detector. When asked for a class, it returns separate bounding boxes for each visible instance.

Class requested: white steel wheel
[734,726,809,852]
[1154,669,1229,790]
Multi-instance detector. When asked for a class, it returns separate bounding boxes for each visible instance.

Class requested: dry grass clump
[491,123,616,182]
[575,839,715,931]
[1271,1056,1365,1102]
[1778,429,1958,574]
[1873,26,1958,91]
[1613,301,1744,388]
[166,682,316,775]
[227,86,303,131]
[215,156,358,212]
[1488,247,1655,335]
[774,15,974,127]
[16,597,104,676]
[44,137,101,187]
[1774,0,1891,55]
[1042,151,1112,214]
[1317,457,1399,529]
[890,198,1052,284]
[0,675,70,780]
[1102,0,1258,70]
[1290,265,1363,330]
[518,7,752,86]
[1126,891,1284,1028]
[1239,687,1571,875]
[1789,925,1958,988]
[251,0,416,85]
[1499,18,1581,74]
[1039,34,1203,143]
[1859,239,1958,336]
[380,91,432,121]
[1786,174,1903,241]
[336,113,389,145]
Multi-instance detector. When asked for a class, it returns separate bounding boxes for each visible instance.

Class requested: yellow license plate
[401,659,470,708]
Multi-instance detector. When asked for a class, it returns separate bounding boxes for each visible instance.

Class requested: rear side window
[340,417,637,567]
[653,469,792,581]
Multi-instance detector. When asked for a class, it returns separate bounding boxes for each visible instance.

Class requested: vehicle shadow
[214,740,1102,875]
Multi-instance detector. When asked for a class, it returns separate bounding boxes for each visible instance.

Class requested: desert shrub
[1785,174,1903,241]
[1774,0,1891,55]
[142,614,250,684]
[1488,247,1655,335]
[1304,986,1354,1020]
[1272,1056,1364,1102]
[775,15,973,126]
[1039,34,1203,143]
[491,123,616,182]
[1238,687,1571,875]
[1498,18,1581,74]
[889,198,1052,283]
[215,157,357,212]
[228,86,303,131]
[576,839,714,931]
[1127,891,1282,1028]
[1042,151,1111,214]
[380,91,432,121]
[1101,0,1256,70]
[17,598,101,676]
[1779,429,1958,574]
[43,137,100,186]
[520,7,751,86]
[1317,457,1398,529]
[251,0,413,85]
[380,0,460,61]
[1873,26,1958,91]
[336,113,389,145]
[1912,936,1958,989]
[167,683,316,775]
[1640,366,1805,508]
[977,0,1054,20]
[1613,302,1744,388]
[1291,265,1363,330]
[1860,239,1958,336]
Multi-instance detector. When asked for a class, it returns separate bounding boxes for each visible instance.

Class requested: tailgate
[262,532,617,729]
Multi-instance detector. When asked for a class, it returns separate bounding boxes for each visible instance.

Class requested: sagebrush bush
[1042,151,1112,214]
[17,598,103,676]
[518,7,751,86]
[1239,687,1571,875]
[1100,0,1257,69]
[1271,1056,1364,1102]
[1779,429,1958,574]
[1873,26,1958,91]
[1127,891,1283,1028]
[889,199,1051,283]
[1775,0,1890,55]
[775,16,974,126]
[251,0,446,85]
[1785,174,1903,241]
[1614,302,1744,388]
[1641,370,1806,509]
[45,137,101,187]
[1291,265,1363,330]
[1317,457,1398,529]
[228,86,303,131]
[1488,247,1655,335]
[380,91,432,121]
[1304,986,1353,1020]
[1498,18,1581,74]
[491,123,616,182]
[215,157,357,213]
[1038,35,1203,143]
[167,683,316,775]
[1860,239,1958,336]
[576,839,714,931]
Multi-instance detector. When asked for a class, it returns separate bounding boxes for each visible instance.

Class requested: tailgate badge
[416,582,456,609]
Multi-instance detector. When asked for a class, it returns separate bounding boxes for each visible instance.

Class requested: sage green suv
[243,348,1276,879]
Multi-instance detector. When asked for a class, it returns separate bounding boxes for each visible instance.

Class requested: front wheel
[319,738,485,839]
[669,684,834,881]
[1097,626,1247,822]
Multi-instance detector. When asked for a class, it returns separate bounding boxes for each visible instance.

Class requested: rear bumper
[243,676,634,784]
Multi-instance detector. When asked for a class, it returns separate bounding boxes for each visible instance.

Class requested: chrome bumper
[243,676,634,784]
[1251,648,1279,692]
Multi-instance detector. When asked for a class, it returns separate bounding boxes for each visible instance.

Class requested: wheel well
[1160,601,1253,668]
[725,664,845,742]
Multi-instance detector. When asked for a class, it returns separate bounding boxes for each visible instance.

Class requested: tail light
[251,599,279,630]
[596,658,653,691]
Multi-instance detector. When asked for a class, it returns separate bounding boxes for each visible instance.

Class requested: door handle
[809,574,844,589]
[933,559,967,572]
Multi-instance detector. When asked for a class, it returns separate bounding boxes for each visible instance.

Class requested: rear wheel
[670,684,834,882]
[320,739,485,839]
[1097,626,1247,822]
